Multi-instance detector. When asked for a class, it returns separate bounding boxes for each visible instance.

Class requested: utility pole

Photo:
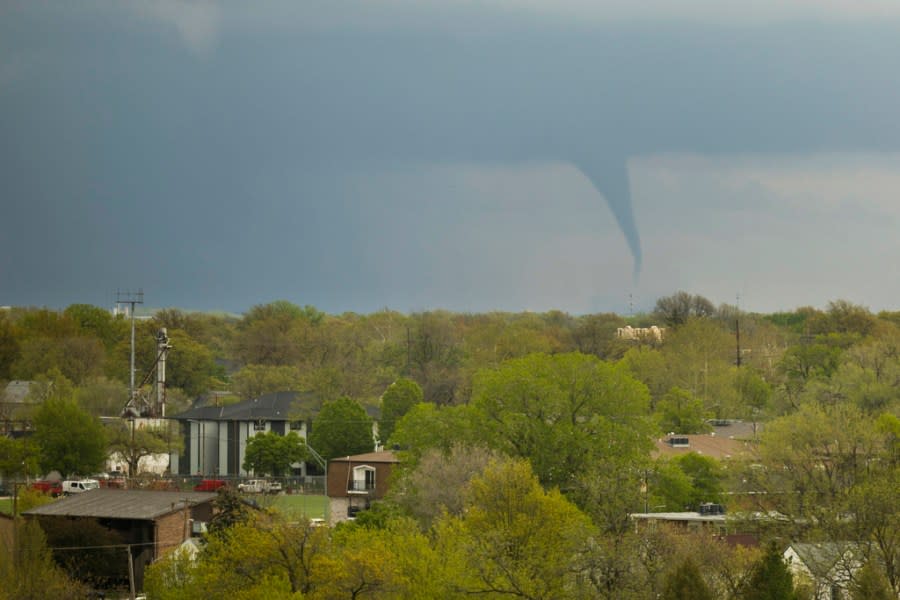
[126,544,136,600]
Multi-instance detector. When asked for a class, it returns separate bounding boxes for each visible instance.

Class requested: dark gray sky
[3,1,900,314]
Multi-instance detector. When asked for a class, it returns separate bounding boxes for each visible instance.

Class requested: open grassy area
[0,497,12,515]
[269,494,328,520]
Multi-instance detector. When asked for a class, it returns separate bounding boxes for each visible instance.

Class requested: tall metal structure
[155,328,171,417]
[117,289,144,418]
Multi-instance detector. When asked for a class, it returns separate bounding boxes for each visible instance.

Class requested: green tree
[391,443,501,528]
[378,377,423,445]
[664,557,714,600]
[108,420,183,476]
[0,518,89,600]
[751,403,879,539]
[308,396,373,460]
[234,300,318,366]
[243,431,309,476]
[231,364,304,400]
[33,394,108,476]
[389,402,479,464]
[851,562,894,600]
[742,542,796,600]
[654,291,716,327]
[74,376,128,417]
[63,303,122,349]
[406,311,465,405]
[165,329,220,397]
[0,436,39,480]
[435,457,593,600]
[207,486,253,536]
[673,452,725,508]
[0,314,20,380]
[656,387,711,434]
[470,352,653,491]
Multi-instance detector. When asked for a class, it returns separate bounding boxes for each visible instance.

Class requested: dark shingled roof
[24,489,216,520]
[171,390,320,422]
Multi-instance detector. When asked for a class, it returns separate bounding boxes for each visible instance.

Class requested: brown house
[24,489,216,589]
[327,451,398,524]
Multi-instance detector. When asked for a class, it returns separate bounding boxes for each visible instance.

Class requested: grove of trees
[1,292,899,596]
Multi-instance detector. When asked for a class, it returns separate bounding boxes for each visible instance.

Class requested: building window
[253,420,266,432]
[289,420,304,431]
[350,465,375,491]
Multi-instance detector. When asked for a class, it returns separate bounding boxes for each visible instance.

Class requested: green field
[0,497,11,515]
[269,494,328,520]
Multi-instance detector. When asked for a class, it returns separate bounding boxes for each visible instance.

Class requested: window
[253,420,266,432]
[351,465,376,491]
[289,420,304,431]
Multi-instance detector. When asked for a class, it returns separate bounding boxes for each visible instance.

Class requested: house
[616,325,666,342]
[1,380,37,430]
[24,489,217,590]
[784,542,861,600]
[169,391,320,478]
[101,416,172,476]
[326,451,399,525]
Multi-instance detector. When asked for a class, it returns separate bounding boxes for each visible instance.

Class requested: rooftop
[654,433,756,461]
[330,451,399,464]
[171,390,320,422]
[24,489,216,520]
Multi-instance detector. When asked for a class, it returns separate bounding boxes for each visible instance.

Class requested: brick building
[24,489,216,589]
[327,451,398,524]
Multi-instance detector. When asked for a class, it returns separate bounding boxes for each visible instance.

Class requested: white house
[783,542,861,600]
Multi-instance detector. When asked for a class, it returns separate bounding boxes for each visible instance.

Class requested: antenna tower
[117,289,144,418]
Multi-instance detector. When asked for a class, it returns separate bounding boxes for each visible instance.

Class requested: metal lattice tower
[117,289,144,418]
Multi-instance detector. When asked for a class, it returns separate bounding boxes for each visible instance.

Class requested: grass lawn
[269,494,328,520]
[0,497,11,515]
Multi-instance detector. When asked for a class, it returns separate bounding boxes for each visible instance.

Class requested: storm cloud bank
[2,3,900,311]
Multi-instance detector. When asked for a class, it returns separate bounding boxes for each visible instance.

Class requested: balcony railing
[348,480,375,492]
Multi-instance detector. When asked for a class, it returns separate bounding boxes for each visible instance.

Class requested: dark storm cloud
[2,2,900,312]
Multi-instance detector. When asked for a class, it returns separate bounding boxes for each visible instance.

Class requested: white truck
[237,479,282,494]
[61,479,101,495]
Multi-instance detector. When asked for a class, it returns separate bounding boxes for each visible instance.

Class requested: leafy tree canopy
[308,396,373,461]
[243,430,309,476]
[379,377,423,445]
[32,377,108,476]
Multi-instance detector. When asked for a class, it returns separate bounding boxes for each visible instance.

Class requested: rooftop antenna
[117,289,144,418]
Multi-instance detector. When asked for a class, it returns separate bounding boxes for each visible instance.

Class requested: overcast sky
[3,1,900,315]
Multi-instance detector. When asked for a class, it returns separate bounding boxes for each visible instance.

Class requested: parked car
[237,479,282,494]
[31,480,63,497]
[61,479,101,495]
[194,479,227,492]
